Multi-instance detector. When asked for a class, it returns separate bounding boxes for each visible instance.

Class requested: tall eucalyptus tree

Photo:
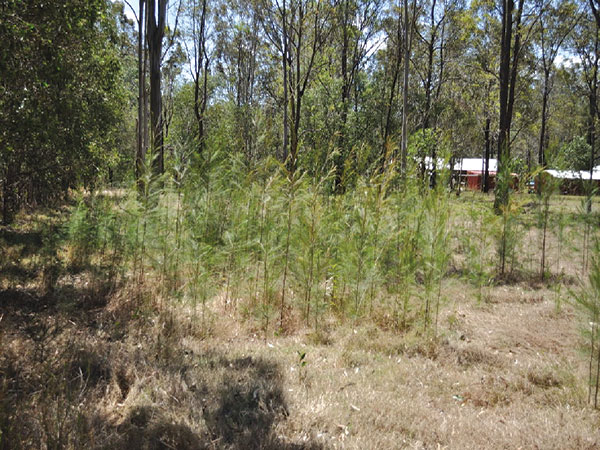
[334,0,383,190]
[535,0,579,167]
[147,0,169,174]
[571,1,600,195]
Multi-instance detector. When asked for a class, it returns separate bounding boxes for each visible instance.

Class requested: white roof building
[423,157,498,172]
[452,158,498,173]
[545,169,600,181]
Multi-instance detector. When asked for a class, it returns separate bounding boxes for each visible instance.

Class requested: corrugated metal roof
[423,157,497,172]
[453,158,498,172]
[545,169,600,181]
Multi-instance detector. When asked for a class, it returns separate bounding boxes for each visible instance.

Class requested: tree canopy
[0,0,131,223]
[1,0,599,222]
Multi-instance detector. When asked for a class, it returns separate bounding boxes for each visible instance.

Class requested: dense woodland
[1,0,600,216]
[4,0,600,448]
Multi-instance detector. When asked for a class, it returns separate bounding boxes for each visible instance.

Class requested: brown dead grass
[3,199,600,449]
[6,277,598,449]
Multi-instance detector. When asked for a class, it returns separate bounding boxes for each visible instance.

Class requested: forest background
[3,0,600,448]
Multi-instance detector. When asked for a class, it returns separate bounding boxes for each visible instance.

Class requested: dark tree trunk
[589,92,597,177]
[282,0,289,162]
[193,57,209,156]
[2,164,17,225]
[425,18,436,189]
[193,0,209,157]
[483,117,491,193]
[422,0,437,132]
[506,0,522,139]
[334,0,351,192]
[495,0,522,212]
[400,0,410,175]
[289,74,299,173]
[591,0,600,30]
[582,22,599,212]
[147,0,167,176]
[400,0,416,175]
[136,0,146,192]
[496,0,512,181]
[289,9,303,175]
[285,0,329,174]
[538,68,550,166]
[586,91,597,213]
[143,43,149,165]
[382,8,402,173]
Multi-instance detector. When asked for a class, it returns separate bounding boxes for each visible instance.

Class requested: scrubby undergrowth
[2,166,600,448]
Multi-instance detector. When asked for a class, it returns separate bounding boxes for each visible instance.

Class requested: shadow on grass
[0,279,115,325]
[0,225,323,449]
[0,227,48,286]
[203,355,317,450]
[110,354,323,450]
[0,264,38,284]
[1,307,324,449]
[0,228,43,255]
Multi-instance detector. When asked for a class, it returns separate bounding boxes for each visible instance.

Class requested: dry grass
[4,277,598,449]
[2,199,600,449]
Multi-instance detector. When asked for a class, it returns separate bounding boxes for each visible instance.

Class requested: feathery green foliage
[573,240,600,408]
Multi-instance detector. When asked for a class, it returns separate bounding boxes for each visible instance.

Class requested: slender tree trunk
[147,0,167,176]
[335,0,351,192]
[193,76,204,154]
[400,0,415,175]
[585,30,599,212]
[589,91,597,184]
[382,10,402,172]
[422,0,436,132]
[591,0,600,30]
[143,44,149,164]
[282,0,289,162]
[506,0,522,138]
[382,62,400,168]
[538,69,550,166]
[290,85,302,173]
[193,0,208,157]
[497,0,512,179]
[495,0,522,212]
[1,164,16,225]
[249,19,259,158]
[289,2,304,173]
[193,55,209,156]
[424,29,435,186]
[483,117,491,193]
[288,0,319,175]
[290,96,298,172]
[136,0,146,191]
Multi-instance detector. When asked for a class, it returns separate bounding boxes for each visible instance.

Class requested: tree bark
[495,0,523,212]
[193,0,209,157]
[421,0,445,188]
[538,68,550,166]
[282,0,289,162]
[289,0,306,173]
[400,0,416,175]
[147,0,167,176]
[591,0,600,30]
[334,0,351,192]
[285,0,330,174]
[1,164,16,225]
[589,91,597,177]
[382,5,403,173]
[136,0,146,191]
[505,0,523,143]
[483,116,491,193]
